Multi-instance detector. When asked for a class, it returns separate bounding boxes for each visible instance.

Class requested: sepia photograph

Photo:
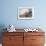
[18,7,34,19]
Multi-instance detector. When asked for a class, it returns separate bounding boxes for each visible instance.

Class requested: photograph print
[18,7,34,19]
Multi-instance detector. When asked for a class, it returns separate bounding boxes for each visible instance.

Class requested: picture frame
[18,7,34,19]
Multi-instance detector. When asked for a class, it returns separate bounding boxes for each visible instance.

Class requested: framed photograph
[18,7,34,19]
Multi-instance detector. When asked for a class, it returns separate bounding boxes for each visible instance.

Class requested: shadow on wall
[0,24,7,43]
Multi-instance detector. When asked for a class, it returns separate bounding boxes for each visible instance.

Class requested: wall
[0,0,46,29]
